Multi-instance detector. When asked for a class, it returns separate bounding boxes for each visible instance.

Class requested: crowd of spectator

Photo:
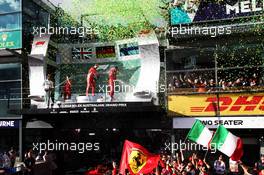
[168,72,264,93]
[2,147,264,175]
[0,148,58,175]
[23,149,58,175]
[85,151,264,175]
[0,147,18,174]
[152,152,264,175]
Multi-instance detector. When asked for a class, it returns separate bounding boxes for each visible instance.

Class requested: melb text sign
[226,0,264,14]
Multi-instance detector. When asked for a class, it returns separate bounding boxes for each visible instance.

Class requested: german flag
[119,140,160,175]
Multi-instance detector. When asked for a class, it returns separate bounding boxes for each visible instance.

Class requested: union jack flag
[72,47,94,60]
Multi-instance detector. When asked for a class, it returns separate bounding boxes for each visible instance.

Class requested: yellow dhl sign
[168,93,264,116]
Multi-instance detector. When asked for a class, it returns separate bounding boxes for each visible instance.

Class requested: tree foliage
[63,0,168,41]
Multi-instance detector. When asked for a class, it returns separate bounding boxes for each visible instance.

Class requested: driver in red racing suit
[86,64,99,96]
[108,66,118,101]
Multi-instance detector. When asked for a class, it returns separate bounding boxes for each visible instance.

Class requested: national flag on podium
[72,47,93,60]
[119,140,160,175]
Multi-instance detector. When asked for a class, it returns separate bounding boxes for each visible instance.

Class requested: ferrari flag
[119,140,160,175]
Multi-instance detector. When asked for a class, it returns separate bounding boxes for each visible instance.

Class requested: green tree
[64,0,167,41]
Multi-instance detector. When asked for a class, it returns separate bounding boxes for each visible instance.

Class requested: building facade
[0,0,59,160]
[166,1,264,165]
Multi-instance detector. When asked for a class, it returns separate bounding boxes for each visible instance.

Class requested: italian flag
[187,120,213,148]
[210,125,243,161]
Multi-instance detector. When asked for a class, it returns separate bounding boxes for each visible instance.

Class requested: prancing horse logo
[128,148,147,174]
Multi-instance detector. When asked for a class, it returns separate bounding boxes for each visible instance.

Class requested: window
[0,0,21,32]
[0,63,22,117]
[0,13,21,31]
[0,0,21,13]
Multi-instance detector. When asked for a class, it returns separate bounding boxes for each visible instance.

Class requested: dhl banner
[168,93,264,116]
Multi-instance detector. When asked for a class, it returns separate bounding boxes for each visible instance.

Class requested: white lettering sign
[173,117,264,129]
[226,0,264,14]
[0,121,15,127]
